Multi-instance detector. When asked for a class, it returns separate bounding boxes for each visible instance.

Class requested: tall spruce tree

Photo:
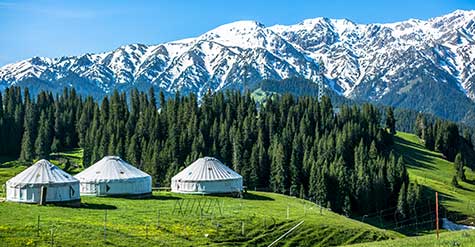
[35,111,50,158]
[19,101,37,161]
[386,107,396,135]
[270,138,286,194]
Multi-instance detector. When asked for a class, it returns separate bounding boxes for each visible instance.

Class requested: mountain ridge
[1,10,475,123]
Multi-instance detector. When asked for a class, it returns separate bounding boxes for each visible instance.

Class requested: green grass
[3,133,475,246]
[344,230,475,247]
[0,152,401,247]
[345,132,475,247]
[394,132,475,220]
[48,148,84,174]
[251,88,279,105]
[0,191,401,246]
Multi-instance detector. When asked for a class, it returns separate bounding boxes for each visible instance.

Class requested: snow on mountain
[1,10,475,122]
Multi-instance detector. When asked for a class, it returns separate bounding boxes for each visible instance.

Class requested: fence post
[37,215,40,237]
[200,208,203,225]
[157,209,160,229]
[146,223,148,239]
[183,222,186,236]
[104,209,107,242]
[50,228,54,247]
[287,205,289,219]
[241,221,245,235]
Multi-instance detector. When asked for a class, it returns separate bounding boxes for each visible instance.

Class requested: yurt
[171,157,243,194]
[6,159,80,205]
[74,156,152,197]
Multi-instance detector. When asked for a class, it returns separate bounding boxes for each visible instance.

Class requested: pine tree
[50,138,60,153]
[248,144,259,189]
[35,111,50,159]
[270,138,286,194]
[385,107,396,135]
[256,129,269,188]
[127,134,140,166]
[19,101,37,161]
[414,113,425,138]
[232,131,243,174]
[342,195,351,217]
[289,136,302,196]
[454,153,466,182]
[424,124,435,150]
[397,182,408,219]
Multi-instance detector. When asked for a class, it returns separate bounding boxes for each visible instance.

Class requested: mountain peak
[429,9,475,24]
[202,20,266,39]
[1,11,475,124]
[210,20,266,31]
[198,20,270,48]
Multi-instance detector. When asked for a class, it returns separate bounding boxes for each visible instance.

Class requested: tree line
[0,86,424,218]
[414,113,475,168]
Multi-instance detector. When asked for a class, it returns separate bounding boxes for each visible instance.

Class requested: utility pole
[436,192,439,240]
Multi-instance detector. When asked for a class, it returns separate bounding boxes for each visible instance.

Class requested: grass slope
[0,192,400,247]
[0,151,400,247]
[345,230,475,247]
[394,132,475,221]
[345,132,475,247]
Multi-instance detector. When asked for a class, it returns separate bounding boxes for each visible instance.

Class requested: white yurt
[6,159,80,205]
[74,156,152,197]
[171,157,243,194]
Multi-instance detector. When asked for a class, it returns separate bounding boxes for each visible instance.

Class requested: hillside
[0,165,401,247]
[394,132,475,222]
[2,133,475,246]
[345,230,475,247]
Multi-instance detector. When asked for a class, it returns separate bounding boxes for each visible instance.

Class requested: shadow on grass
[464,178,475,186]
[242,192,274,201]
[145,194,181,201]
[0,160,29,168]
[394,136,445,170]
[0,155,18,165]
[80,203,118,210]
[100,193,181,201]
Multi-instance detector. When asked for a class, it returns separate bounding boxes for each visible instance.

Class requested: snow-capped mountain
[1,10,475,122]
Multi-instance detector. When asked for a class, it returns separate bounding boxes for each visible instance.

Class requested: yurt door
[97,183,106,196]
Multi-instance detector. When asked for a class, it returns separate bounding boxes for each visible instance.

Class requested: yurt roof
[6,159,78,186]
[172,157,242,182]
[74,156,150,182]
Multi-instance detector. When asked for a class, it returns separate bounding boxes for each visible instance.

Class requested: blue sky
[0,0,474,66]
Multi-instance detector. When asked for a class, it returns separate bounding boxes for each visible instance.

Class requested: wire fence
[1,194,473,246]
[0,196,333,247]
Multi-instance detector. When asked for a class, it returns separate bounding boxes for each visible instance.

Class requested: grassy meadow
[2,132,475,246]
[345,229,475,247]
[0,150,399,246]
[394,132,475,221]
[0,191,400,246]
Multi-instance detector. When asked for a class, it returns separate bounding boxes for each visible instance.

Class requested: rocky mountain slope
[1,10,474,122]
